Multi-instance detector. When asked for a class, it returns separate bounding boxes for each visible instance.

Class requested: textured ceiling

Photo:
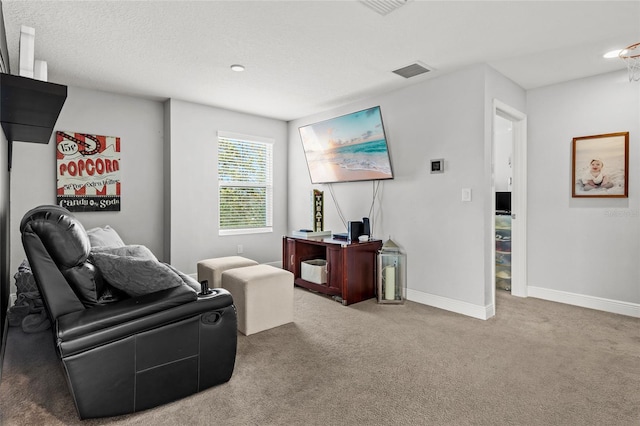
[2,0,639,121]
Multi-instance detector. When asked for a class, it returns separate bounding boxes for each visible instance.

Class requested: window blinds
[218,133,273,234]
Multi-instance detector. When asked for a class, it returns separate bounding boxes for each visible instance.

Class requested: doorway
[494,115,512,293]
[492,100,527,310]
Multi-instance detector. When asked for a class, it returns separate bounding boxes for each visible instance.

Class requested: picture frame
[572,132,629,198]
[56,131,122,211]
[298,106,394,184]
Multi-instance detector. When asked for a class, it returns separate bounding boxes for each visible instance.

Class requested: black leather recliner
[20,205,237,419]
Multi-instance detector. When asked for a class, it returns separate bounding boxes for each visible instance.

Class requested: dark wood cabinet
[282,236,382,305]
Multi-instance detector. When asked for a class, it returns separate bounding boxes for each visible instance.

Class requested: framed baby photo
[572,132,629,198]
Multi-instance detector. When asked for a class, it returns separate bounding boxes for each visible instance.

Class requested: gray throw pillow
[166,263,201,293]
[91,244,157,261]
[86,225,125,247]
[91,252,183,297]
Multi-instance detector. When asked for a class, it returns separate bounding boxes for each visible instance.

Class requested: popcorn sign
[56,131,121,212]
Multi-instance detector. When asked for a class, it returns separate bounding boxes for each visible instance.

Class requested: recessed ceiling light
[230,64,245,72]
[603,49,624,59]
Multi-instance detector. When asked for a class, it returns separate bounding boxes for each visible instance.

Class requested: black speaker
[362,217,370,236]
[348,221,363,243]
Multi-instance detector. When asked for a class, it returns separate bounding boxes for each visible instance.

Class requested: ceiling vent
[359,0,411,16]
[392,62,432,79]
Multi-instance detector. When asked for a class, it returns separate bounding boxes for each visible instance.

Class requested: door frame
[492,100,528,308]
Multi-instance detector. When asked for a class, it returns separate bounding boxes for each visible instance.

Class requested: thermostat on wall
[430,158,444,174]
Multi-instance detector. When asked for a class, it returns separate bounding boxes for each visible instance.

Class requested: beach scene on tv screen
[299,106,394,183]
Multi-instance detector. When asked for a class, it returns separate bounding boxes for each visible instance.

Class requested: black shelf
[0,73,67,170]
[0,72,67,144]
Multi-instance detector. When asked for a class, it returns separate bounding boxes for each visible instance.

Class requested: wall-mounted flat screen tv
[298,106,394,184]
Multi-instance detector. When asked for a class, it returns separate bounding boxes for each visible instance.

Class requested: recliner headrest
[20,205,90,268]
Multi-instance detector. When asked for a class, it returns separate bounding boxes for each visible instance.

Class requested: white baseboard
[406,286,639,320]
[406,288,493,320]
[528,286,640,318]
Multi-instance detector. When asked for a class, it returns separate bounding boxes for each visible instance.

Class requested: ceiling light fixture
[619,42,640,82]
[603,49,624,59]
[230,64,245,72]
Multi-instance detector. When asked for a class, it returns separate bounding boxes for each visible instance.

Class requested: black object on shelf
[0,73,67,169]
[496,191,511,215]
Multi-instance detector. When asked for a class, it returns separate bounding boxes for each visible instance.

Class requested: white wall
[527,70,640,312]
[288,65,525,318]
[10,86,165,282]
[166,99,288,274]
[494,116,513,192]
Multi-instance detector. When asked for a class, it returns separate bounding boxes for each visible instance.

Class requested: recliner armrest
[56,286,235,356]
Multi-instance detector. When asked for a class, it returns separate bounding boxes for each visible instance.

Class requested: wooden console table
[282,236,382,305]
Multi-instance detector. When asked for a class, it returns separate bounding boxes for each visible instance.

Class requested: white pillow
[86,225,125,247]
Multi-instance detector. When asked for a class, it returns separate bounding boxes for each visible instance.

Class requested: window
[218,131,273,235]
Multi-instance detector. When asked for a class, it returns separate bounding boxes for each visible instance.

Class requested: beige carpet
[1,288,638,425]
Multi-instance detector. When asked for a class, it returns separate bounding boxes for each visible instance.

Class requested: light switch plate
[462,188,472,202]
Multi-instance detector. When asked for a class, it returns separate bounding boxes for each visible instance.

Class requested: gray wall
[9,87,289,293]
[288,65,526,318]
[165,99,288,274]
[527,70,639,309]
[0,56,292,369]
[10,86,165,280]
[288,65,639,318]
[0,1,10,372]
[0,111,9,372]
[6,64,637,319]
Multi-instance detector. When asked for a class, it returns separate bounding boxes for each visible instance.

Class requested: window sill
[219,227,273,236]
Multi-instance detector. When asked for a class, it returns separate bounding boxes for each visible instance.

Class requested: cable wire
[327,184,347,229]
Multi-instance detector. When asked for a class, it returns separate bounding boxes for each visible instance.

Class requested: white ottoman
[197,256,258,288]
[222,264,294,336]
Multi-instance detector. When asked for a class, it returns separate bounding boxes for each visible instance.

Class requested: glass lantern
[377,238,406,304]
